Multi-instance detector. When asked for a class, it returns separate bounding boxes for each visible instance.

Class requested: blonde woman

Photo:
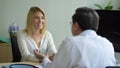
[17,6,57,62]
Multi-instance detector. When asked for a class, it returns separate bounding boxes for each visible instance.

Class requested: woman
[17,6,57,62]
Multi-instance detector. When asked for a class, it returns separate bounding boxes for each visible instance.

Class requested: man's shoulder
[97,35,112,44]
[64,35,84,42]
[59,37,74,50]
[61,37,76,46]
[64,37,74,42]
[59,37,80,52]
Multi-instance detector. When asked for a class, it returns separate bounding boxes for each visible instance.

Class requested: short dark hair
[72,7,99,31]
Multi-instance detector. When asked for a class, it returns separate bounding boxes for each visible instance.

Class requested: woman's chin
[38,26,43,29]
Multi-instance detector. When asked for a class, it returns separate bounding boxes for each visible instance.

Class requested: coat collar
[79,29,97,37]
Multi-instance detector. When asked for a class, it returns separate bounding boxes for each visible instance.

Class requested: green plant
[118,0,120,10]
[94,0,113,10]
[118,7,120,10]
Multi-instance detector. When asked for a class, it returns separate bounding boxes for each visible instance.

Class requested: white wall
[0,0,119,49]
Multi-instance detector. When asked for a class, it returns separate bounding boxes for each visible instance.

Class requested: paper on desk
[2,64,9,68]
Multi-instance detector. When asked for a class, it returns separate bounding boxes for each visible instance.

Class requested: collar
[79,29,97,37]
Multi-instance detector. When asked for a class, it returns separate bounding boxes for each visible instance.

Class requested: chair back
[106,66,120,68]
[10,35,21,62]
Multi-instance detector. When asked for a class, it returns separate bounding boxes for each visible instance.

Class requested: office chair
[106,66,120,68]
[10,34,21,62]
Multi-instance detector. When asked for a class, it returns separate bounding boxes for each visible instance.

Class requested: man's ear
[74,23,81,34]
[74,23,80,31]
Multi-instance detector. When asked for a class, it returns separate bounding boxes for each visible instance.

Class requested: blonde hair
[25,6,46,36]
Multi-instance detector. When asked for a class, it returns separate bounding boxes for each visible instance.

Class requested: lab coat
[42,30,116,68]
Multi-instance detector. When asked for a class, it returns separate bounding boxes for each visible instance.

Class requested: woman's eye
[41,16,45,19]
[34,16,39,19]
[34,16,45,20]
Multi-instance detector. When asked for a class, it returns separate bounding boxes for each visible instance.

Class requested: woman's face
[33,11,45,30]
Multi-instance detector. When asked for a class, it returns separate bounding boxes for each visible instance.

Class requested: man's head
[71,7,99,36]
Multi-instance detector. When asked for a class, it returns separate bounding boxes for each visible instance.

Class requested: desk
[0,62,40,68]
[0,43,12,62]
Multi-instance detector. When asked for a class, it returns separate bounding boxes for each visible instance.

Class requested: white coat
[42,30,116,68]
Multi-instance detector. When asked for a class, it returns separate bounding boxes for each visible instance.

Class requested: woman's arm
[48,54,55,61]
[17,31,39,62]
[46,31,57,61]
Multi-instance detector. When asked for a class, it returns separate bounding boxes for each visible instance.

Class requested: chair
[106,66,120,68]
[10,34,21,62]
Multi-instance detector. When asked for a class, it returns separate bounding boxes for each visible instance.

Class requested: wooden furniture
[0,43,12,63]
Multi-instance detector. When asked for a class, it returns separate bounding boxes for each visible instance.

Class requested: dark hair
[72,7,99,31]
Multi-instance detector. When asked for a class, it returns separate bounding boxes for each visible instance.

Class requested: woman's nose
[39,18,42,22]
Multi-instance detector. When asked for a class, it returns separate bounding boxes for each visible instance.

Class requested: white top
[42,30,116,68]
[17,30,57,62]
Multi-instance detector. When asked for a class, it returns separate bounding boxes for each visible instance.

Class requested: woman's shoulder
[45,30,52,36]
[17,30,27,36]
[46,30,51,34]
[17,30,24,33]
[43,31,53,39]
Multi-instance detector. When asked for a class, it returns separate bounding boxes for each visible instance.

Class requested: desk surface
[0,62,40,68]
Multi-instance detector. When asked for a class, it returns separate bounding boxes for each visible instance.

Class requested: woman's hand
[34,49,47,62]
[49,54,55,61]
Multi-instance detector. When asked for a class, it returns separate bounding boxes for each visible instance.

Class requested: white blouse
[17,30,57,62]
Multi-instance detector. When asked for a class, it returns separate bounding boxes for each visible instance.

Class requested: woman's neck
[32,29,42,36]
[31,30,42,47]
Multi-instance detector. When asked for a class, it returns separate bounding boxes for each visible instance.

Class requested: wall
[0,0,119,49]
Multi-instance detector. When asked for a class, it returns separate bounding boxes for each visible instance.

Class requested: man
[35,7,116,68]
